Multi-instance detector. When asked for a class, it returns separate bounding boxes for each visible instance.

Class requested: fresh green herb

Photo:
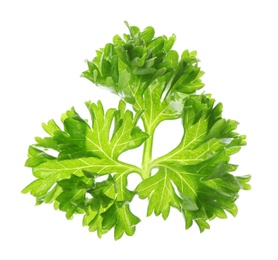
[23,22,251,240]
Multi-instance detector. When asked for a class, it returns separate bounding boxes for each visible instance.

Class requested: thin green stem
[141,118,155,180]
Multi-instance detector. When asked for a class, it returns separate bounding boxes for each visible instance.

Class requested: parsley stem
[141,122,155,180]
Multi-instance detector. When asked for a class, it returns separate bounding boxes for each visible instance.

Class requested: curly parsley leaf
[23,22,250,239]
[82,22,204,127]
[23,100,146,239]
[136,95,250,231]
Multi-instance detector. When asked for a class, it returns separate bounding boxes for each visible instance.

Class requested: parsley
[22,22,251,240]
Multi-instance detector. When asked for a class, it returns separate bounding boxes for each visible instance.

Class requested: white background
[1,0,277,259]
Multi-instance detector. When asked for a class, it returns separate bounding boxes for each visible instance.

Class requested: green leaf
[140,26,155,44]
[56,175,92,219]
[136,168,181,219]
[23,99,146,237]
[137,95,249,231]
[80,173,140,240]
[81,22,205,119]
[101,202,141,240]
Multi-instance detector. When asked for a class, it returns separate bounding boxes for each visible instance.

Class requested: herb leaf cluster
[23,22,250,240]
